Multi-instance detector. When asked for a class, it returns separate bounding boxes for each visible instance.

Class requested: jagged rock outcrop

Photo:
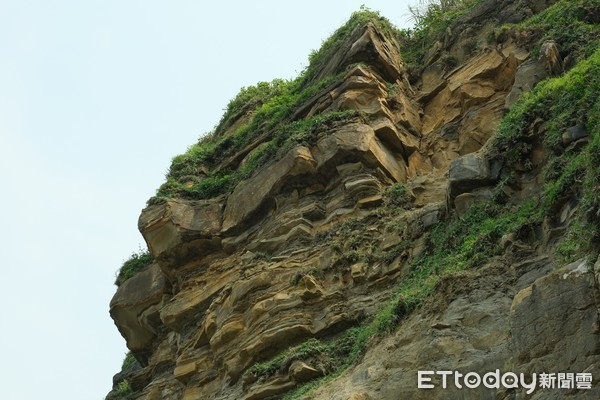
[106,2,600,399]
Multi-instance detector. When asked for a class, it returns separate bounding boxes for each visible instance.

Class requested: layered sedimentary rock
[106,1,600,399]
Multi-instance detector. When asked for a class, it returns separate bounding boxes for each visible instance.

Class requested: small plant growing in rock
[290,272,304,286]
[385,82,399,98]
[115,249,154,286]
[121,352,136,370]
[385,183,412,207]
[331,242,342,254]
[440,53,458,70]
[116,380,132,397]
[463,37,478,56]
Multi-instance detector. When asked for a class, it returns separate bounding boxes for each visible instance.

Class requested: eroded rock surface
[106,3,599,399]
[308,256,600,400]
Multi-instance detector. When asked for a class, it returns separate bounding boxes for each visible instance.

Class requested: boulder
[309,23,404,86]
[289,361,323,383]
[540,40,563,76]
[454,188,494,217]
[448,153,496,198]
[370,117,419,156]
[505,59,548,109]
[562,124,588,146]
[422,48,516,138]
[326,70,388,118]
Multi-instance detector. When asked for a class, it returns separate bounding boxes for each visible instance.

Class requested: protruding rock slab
[562,125,588,146]
[314,123,407,183]
[310,23,404,86]
[448,152,496,199]
[222,146,317,234]
[110,262,169,363]
[290,360,323,383]
[139,199,223,273]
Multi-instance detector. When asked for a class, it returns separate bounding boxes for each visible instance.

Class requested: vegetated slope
[106,1,600,399]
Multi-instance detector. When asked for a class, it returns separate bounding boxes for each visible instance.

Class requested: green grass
[257,198,542,400]
[493,48,600,262]
[121,352,136,370]
[151,74,342,203]
[115,250,154,286]
[247,338,329,378]
[151,109,363,202]
[115,380,132,398]
[106,353,137,399]
[399,0,482,67]
[503,0,600,63]
[246,328,368,400]
[385,183,412,207]
[215,78,291,136]
[300,6,402,84]
[493,48,599,162]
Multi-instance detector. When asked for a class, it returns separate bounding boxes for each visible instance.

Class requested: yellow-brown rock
[138,199,223,276]
[106,3,600,400]
[109,262,169,364]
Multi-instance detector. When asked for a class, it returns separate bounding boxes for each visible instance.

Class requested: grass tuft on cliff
[500,0,600,63]
[115,249,154,286]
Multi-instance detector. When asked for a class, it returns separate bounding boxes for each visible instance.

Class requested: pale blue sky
[0,1,413,398]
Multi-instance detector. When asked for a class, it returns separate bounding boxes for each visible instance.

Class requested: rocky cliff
[106,1,600,399]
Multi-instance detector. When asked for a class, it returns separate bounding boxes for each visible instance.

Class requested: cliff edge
[106,1,600,399]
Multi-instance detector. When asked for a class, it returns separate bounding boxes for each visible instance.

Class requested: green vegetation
[247,328,372,400]
[121,352,136,370]
[280,197,542,399]
[152,109,363,203]
[400,0,599,69]
[409,200,540,284]
[269,17,600,400]
[385,183,412,207]
[115,249,154,286]
[370,200,540,338]
[248,338,328,377]
[115,380,132,398]
[502,0,600,63]
[302,6,402,83]
[149,8,398,204]
[105,354,137,399]
[399,0,482,66]
[493,48,600,262]
[215,79,291,135]
[290,264,325,286]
